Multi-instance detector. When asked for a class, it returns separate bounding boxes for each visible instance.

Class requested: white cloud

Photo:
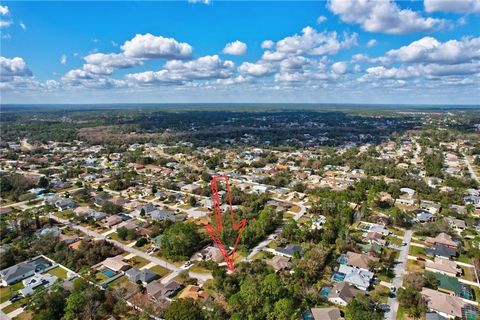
[83,53,143,75]
[239,61,275,77]
[424,0,480,13]
[0,56,33,82]
[272,26,357,56]
[126,55,234,85]
[385,36,480,64]
[0,19,12,28]
[367,39,377,47]
[121,33,192,59]
[328,0,449,34]
[60,54,67,65]
[317,15,327,24]
[261,40,274,49]
[0,5,9,15]
[188,0,211,4]
[19,21,26,30]
[332,61,348,74]
[111,40,118,47]
[222,40,247,56]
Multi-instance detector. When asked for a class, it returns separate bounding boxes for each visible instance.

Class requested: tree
[27,285,67,320]
[117,227,128,240]
[189,196,197,207]
[269,298,296,320]
[397,286,426,319]
[38,176,49,188]
[62,278,107,320]
[345,296,383,320]
[161,222,202,259]
[135,237,148,247]
[164,299,204,320]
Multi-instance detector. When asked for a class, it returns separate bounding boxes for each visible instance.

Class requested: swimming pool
[102,268,116,277]
[337,255,348,265]
[320,287,331,296]
[332,273,345,282]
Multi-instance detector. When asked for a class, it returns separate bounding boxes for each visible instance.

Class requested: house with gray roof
[337,265,374,291]
[274,244,303,258]
[0,261,36,286]
[125,268,158,285]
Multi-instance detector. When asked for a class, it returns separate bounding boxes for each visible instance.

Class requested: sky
[1,0,479,105]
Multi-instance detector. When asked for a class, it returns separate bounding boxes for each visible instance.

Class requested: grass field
[0,282,24,303]
[406,259,425,273]
[128,256,150,268]
[408,246,425,256]
[149,265,170,277]
[48,267,68,280]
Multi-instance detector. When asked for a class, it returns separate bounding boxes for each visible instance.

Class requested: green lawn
[48,267,68,280]
[408,246,425,256]
[396,305,405,320]
[0,282,24,303]
[406,260,425,273]
[457,253,472,264]
[128,256,150,268]
[370,285,390,304]
[461,267,476,282]
[189,265,211,274]
[149,265,170,277]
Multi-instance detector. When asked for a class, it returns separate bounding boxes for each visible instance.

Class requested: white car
[181,261,194,270]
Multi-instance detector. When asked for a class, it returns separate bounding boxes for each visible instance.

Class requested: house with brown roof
[364,232,387,246]
[267,255,292,272]
[425,233,458,249]
[310,307,343,320]
[346,251,379,270]
[178,285,210,302]
[425,257,461,277]
[103,215,123,228]
[327,282,362,306]
[421,287,467,319]
[101,255,130,272]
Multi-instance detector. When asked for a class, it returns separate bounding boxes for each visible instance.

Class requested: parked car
[416,256,425,261]
[181,260,194,270]
[9,294,22,302]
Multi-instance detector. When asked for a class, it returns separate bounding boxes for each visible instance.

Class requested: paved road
[48,214,212,284]
[384,229,413,320]
[464,153,480,183]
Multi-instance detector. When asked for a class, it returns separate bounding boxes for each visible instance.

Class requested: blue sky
[1,0,479,104]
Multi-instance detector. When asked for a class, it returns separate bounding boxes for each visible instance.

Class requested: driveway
[384,229,412,320]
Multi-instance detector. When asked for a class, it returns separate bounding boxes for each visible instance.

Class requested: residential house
[327,281,362,306]
[444,217,466,232]
[425,257,461,277]
[101,255,130,272]
[55,198,78,211]
[345,251,379,270]
[267,256,292,272]
[274,244,303,258]
[20,273,57,296]
[125,268,158,285]
[0,261,37,286]
[420,200,442,214]
[364,232,386,246]
[421,287,467,319]
[178,285,210,302]
[197,246,224,263]
[146,280,181,302]
[337,265,374,291]
[415,209,435,223]
[310,307,343,320]
[425,233,458,249]
[103,215,123,228]
[425,244,457,260]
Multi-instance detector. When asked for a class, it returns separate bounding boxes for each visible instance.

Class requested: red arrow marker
[205,176,247,271]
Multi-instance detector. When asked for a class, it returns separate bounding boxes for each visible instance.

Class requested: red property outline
[204,176,247,271]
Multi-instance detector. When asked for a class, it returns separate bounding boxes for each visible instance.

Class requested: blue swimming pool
[337,256,348,265]
[102,268,116,277]
[332,273,345,282]
[320,287,331,297]
[302,310,314,320]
